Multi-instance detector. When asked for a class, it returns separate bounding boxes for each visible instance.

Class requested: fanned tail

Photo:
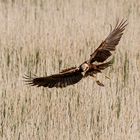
[96,58,114,70]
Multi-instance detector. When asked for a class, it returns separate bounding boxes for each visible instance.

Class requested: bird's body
[24,19,128,88]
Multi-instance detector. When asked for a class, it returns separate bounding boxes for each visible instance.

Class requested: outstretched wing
[24,67,83,88]
[89,19,128,63]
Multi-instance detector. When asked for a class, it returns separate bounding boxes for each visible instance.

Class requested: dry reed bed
[0,0,140,140]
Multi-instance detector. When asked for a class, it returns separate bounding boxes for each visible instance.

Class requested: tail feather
[96,58,114,70]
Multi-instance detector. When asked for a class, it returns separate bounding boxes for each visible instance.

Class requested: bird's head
[80,61,89,72]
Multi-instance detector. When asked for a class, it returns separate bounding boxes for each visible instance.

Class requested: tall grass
[0,0,140,140]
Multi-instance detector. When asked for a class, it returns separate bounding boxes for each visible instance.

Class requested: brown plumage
[89,19,127,63]
[24,67,83,88]
[24,19,127,88]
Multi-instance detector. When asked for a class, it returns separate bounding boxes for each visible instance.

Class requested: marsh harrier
[24,19,127,88]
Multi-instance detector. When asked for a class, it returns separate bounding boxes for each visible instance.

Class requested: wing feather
[89,19,128,63]
[24,67,83,88]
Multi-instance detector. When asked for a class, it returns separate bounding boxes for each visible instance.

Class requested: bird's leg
[92,75,104,87]
[102,73,111,80]
[105,75,111,80]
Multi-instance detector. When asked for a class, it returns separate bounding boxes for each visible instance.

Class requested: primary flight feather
[24,19,128,88]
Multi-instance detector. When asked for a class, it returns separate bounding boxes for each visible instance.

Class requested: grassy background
[0,0,140,139]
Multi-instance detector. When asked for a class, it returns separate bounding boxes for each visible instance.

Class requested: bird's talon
[96,80,104,87]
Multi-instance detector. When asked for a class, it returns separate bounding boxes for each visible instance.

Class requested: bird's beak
[85,66,89,72]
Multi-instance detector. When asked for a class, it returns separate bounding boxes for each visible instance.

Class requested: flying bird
[24,19,127,88]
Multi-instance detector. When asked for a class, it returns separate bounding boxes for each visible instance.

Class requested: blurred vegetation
[0,0,140,139]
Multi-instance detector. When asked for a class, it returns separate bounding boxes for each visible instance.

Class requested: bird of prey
[24,19,127,88]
